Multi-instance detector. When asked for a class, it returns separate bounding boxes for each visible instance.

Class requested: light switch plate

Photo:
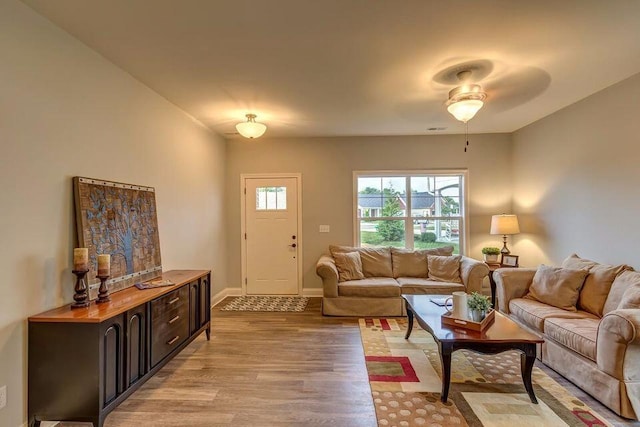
[319,225,330,233]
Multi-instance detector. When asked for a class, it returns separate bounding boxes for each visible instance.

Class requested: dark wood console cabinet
[28,270,211,427]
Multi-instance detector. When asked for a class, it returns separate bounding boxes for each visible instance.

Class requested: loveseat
[316,245,489,316]
[495,254,640,419]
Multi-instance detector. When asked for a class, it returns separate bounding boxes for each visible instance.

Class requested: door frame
[240,173,303,296]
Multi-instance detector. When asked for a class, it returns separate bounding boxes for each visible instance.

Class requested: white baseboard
[211,287,242,307]
[302,288,323,297]
[211,286,322,306]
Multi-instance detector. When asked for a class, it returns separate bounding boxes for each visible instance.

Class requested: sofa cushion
[526,265,588,311]
[427,255,462,283]
[562,253,628,317]
[338,277,400,297]
[334,251,365,282]
[330,245,393,278]
[391,248,428,278]
[397,277,465,294]
[544,317,598,361]
[604,270,640,314]
[509,298,597,332]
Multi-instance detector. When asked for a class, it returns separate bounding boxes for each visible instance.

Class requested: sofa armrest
[597,309,640,381]
[316,255,339,298]
[460,257,489,294]
[494,268,536,314]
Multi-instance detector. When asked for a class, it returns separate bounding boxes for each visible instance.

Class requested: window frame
[352,170,469,254]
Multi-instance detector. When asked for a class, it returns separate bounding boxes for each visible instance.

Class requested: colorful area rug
[219,296,309,312]
[359,318,612,427]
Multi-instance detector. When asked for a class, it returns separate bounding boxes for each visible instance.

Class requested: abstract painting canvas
[73,177,162,298]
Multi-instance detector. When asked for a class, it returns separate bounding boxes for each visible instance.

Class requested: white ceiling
[22,0,640,138]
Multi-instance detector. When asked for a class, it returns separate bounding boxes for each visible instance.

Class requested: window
[255,186,287,210]
[354,171,467,254]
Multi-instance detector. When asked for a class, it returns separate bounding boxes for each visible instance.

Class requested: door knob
[289,243,297,248]
[292,235,296,239]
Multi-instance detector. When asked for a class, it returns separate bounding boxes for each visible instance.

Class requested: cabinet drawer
[151,287,188,319]
[150,286,189,367]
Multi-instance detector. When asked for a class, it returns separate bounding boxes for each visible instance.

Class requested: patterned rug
[359,318,612,427]
[219,296,309,312]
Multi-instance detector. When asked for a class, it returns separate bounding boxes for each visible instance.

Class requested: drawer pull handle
[168,297,180,305]
[167,336,180,345]
[168,315,180,324]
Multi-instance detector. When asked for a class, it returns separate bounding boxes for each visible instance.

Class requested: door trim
[240,173,303,296]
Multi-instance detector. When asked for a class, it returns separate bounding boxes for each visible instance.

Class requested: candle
[73,248,89,271]
[97,254,111,276]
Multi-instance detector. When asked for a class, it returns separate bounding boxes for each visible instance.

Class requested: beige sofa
[316,245,489,316]
[495,254,640,419]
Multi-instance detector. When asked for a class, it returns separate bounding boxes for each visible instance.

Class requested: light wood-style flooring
[97,297,638,427]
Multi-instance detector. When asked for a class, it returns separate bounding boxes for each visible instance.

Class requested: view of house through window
[355,172,466,253]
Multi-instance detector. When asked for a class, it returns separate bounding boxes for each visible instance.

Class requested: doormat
[219,296,309,312]
[359,318,612,427]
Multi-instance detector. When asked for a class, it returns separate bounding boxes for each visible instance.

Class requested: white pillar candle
[97,254,111,276]
[73,248,89,271]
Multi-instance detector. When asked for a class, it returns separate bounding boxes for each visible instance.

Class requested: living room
[2,1,640,426]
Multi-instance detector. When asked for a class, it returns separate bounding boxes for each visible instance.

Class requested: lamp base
[501,235,510,255]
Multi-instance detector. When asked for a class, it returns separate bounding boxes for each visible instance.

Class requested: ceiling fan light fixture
[446,83,487,123]
[447,99,484,123]
[236,113,267,138]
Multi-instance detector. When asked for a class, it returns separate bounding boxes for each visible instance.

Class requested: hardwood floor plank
[105,298,377,427]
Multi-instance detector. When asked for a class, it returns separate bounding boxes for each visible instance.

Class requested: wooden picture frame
[501,254,519,267]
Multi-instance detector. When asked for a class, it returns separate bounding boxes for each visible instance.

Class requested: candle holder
[71,269,90,309]
[96,274,111,304]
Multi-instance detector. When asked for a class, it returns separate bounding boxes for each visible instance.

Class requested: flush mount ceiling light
[446,71,487,123]
[236,113,267,139]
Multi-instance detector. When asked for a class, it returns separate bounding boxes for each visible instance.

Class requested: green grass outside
[361,231,459,253]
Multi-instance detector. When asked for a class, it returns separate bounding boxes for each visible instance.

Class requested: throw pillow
[427,255,462,283]
[333,251,364,282]
[604,270,640,314]
[391,248,428,278]
[526,265,589,311]
[619,285,640,309]
[329,245,393,277]
[562,253,628,317]
[417,246,455,257]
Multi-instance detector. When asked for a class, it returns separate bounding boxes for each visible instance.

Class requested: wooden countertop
[29,270,210,323]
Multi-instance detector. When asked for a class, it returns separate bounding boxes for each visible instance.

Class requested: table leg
[404,301,414,339]
[439,342,453,403]
[489,271,497,308]
[520,345,538,404]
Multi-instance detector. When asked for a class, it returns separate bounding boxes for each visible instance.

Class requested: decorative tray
[441,309,495,332]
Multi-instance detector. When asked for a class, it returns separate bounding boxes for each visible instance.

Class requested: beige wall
[512,72,640,268]
[0,2,226,426]
[226,134,513,290]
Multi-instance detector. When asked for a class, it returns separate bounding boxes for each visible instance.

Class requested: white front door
[244,176,300,295]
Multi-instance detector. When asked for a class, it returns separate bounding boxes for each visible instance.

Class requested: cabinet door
[189,281,199,335]
[199,275,210,328]
[125,305,147,388]
[100,315,125,408]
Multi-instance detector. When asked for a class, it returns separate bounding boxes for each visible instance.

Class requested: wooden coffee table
[403,294,544,404]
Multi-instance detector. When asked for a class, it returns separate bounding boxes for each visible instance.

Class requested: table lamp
[490,214,520,255]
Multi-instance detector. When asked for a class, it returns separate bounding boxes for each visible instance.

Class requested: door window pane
[256,187,287,210]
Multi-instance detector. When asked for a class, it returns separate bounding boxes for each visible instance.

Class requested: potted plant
[467,292,492,322]
[481,247,501,263]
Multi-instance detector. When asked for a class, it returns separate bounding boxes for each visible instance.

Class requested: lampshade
[447,99,484,123]
[490,214,520,235]
[236,114,267,139]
